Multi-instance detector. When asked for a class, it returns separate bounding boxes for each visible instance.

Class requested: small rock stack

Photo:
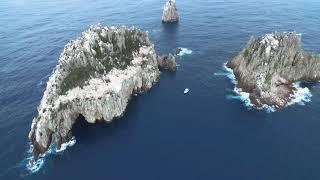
[162,0,179,23]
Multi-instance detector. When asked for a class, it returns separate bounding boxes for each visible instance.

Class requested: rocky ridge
[227,32,320,109]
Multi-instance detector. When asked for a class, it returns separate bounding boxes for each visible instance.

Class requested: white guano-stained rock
[29,25,161,158]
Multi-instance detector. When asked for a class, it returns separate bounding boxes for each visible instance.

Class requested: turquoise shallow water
[1,0,320,179]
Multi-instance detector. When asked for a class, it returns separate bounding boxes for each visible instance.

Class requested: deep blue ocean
[1,0,320,179]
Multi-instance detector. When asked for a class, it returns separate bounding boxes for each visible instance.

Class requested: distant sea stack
[227,32,320,109]
[29,25,175,159]
[162,0,179,23]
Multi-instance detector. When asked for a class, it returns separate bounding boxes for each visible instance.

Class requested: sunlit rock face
[29,25,161,158]
[227,32,320,109]
[162,0,179,23]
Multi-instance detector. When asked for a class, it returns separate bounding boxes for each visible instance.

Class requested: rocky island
[227,32,320,109]
[162,0,179,23]
[29,25,176,159]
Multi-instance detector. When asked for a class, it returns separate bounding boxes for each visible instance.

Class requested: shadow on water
[158,23,180,53]
[300,81,320,90]
[160,70,177,80]
[12,95,148,178]
[71,96,140,144]
[161,22,179,34]
[72,114,109,141]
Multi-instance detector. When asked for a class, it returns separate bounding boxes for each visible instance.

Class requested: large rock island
[162,0,179,23]
[29,25,176,159]
[227,32,320,109]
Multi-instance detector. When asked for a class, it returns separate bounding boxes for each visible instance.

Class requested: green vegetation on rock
[60,66,96,95]
[59,27,150,95]
[265,72,272,84]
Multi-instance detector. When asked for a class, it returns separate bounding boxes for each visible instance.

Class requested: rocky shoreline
[227,32,320,109]
[29,25,176,160]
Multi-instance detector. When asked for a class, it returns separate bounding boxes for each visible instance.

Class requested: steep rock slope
[227,32,320,109]
[29,25,162,158]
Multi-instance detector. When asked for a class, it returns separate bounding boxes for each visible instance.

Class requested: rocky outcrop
[29,25,162,159]
[175,47,182,55]
[227,32,320,109]
[157,54,177,71]
[162,0,179,23]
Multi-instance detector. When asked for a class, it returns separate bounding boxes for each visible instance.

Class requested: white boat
[184,88,190,94]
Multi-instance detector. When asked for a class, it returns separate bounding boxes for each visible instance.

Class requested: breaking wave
[56,136,76,153]
[214,63,313,112]
[177,48,192,56]
[215,63,257,110]
[22,137,76,174]
[36,74,50,91]
[226,87,252,108]
[288,82,312,106]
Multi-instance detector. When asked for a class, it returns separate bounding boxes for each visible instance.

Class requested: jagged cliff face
[29,25,161,158]
[162,0,179,23]
[227,32,320,108]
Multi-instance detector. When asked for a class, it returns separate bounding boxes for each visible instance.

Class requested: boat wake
[21,137,76,174]
[215,63,312,112]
